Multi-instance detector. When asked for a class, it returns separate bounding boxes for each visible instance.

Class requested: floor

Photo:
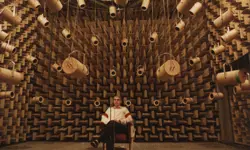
[1,142,248,150]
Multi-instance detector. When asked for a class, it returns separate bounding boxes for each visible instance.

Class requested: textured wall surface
[0,0,249,147]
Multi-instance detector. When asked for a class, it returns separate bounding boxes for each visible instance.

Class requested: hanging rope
[167,0,172,56]
[95,0,97,29]
[67,0,70,28]
[44,0,47,17]
[151,0,154,31]
[176,0,180,19]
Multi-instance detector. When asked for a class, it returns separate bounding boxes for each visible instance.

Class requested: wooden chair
[102,123,135,150]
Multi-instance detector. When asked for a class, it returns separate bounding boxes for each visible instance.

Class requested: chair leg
[103,143,106,150]
[129,140,133,150]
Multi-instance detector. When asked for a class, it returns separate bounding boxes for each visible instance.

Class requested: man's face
[114,97,121,107]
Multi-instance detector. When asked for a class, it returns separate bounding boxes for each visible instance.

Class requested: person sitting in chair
[90,96,133,150]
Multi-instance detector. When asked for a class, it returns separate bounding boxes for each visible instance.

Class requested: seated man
[90,96,133,150]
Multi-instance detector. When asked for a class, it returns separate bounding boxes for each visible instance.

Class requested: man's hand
[114,119,121,123]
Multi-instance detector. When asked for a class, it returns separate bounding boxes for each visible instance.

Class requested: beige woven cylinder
[136,68,145,76]
[37,14,49,27]
[176,0,194,15]
[46,0,63,13]
[62,57,89,78]
[94,100,101,107]
[109,6,116,18]
[32,96,45,104]
[125,100,131,107]
[91,36,99,46]
[141,0,150,11]
[0,91,15,98]
[0,67,24,84]
[0,7,22,25]
[175,20,185,31]
[114,0,128,7]
[221,29,239,43]
[121,38,128,47]
[213,10,234,28]
[233,85,250,95]
[110,69,116,77]
[208,92,224,101]
[216,69,247,85]
[153,100,160,106]
[182,98,193,104]
[25,55,38,64]
[52,63,62,72]
[1,42,17,54]
[77,0,86,8]
[211,45,225,55]
[189,2,202,16]
[189,57,200,66]
[240,80,250,90]
[63,99,72,106]
[156,60,181,81]
[28,0,41,9]
[149,32,158,43]
[0,30,8,41]
[62,29,71,39]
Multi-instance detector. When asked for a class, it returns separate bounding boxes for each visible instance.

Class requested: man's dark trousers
[99,121,128,150]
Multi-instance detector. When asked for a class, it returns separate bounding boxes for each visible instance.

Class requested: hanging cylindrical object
[210,45,225,56]
[37,14,49,27]
[213,10,234,28]
[52,63,62,72]
[176,0,194,15]
[156,60,181,81]
[216,69,247,86]
[91,36,99,46]
[175,20,185,31]
[32,96,45,104]
[121,38,128,47]
[114,0,128,7]
[0,91,15,99]
[136,68,145,76]
[0,30,8,41]
[77,0,86,8]
[233,85,250,95]
[94,100,101,107]
[149,32,158,43]
[141,0,150,11]
[189,2,202,16]
[221,29,239,43]
[1,42,17,54]
[125,100,131,107]
[0,67,24,84]
[28,0,41,9]
[182,98,193,104]
[153,100,160,106]
[208,92,224,101]
[46,0,63,13]
[63,99,72,106]
[25,55,38,64]
[189,57,200,66]
[240,80,250,90]
[0,7,22,25]
[109,6,116,18]
[110,69,116,77]
[62,28,71,39]
[62,57,89,78]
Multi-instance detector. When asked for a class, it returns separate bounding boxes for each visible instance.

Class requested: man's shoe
[90,139,99,148]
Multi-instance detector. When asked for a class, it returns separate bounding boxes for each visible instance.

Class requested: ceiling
[57,0,177,21]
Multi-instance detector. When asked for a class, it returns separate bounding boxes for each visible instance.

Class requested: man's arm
[101,107,110,124]
[120,107,133,125]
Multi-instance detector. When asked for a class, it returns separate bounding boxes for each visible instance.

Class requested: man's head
[113,96,121,107]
